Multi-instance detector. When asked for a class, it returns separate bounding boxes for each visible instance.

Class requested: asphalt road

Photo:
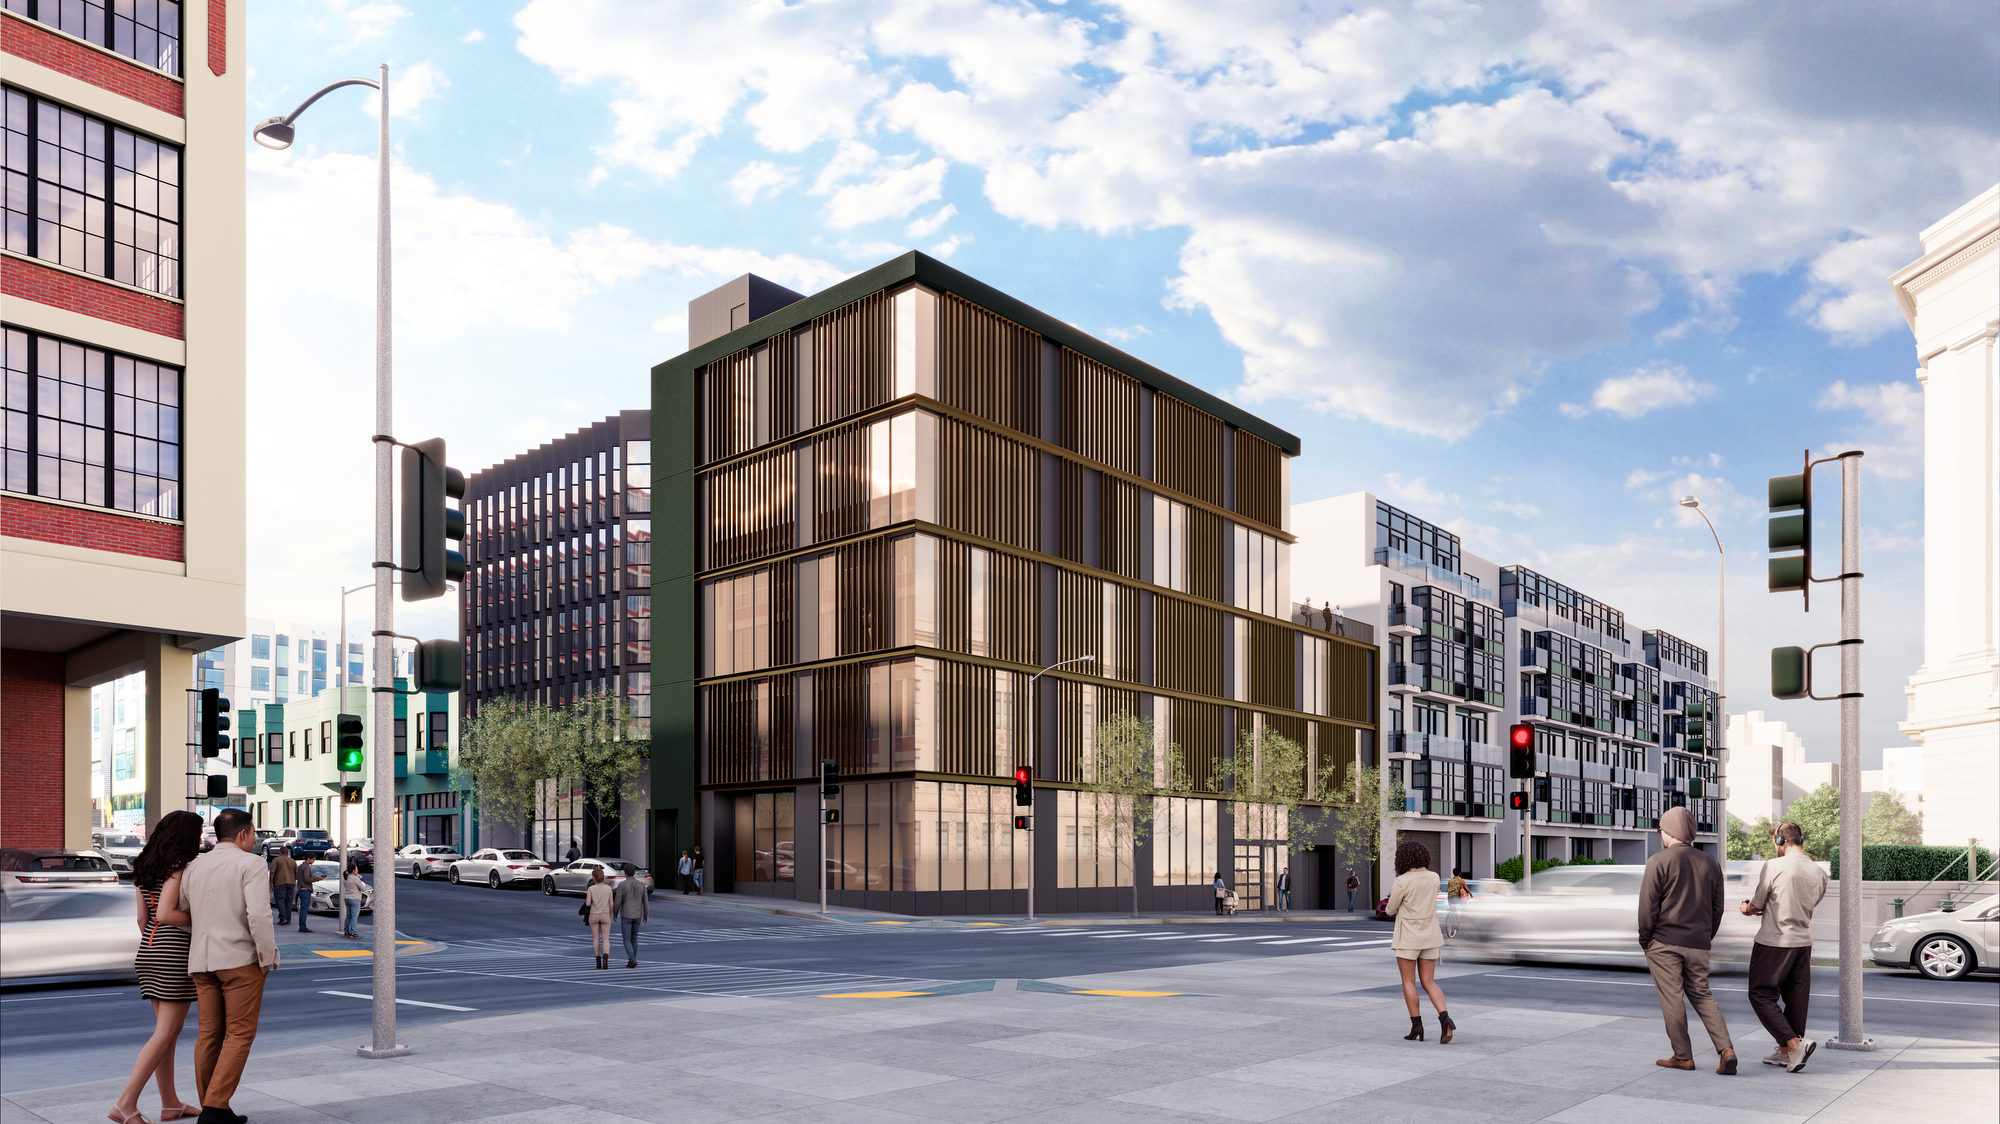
[5,876,1995,1094]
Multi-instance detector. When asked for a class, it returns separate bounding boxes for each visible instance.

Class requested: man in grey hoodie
[1638,805,1737,1075]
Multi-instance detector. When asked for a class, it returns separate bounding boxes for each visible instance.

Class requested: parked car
[346,839,376,872]
[1871,893,1998,981]
[1445,864,1760,966]
[268,828,336,861]
[0,848,120,892]
[90,832,146,878]
[300,861,374,915]
[396,844,463,879]
[0,886,139,981]
[450,849,552,888]
[541,857,643,897]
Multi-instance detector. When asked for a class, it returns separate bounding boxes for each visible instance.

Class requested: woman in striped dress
[109,810,204,1124]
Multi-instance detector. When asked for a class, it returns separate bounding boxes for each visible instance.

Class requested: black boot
[1438,1012,1456,1044]
[1403,1016,1424,1041]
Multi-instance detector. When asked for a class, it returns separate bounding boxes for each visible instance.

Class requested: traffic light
[1767,470,1809,599]
[1508,792,1529,811]
[1507,723,1535,779]
[1772,645,1807,700]
[205,774,228,798]
[822,808,841,825]
[336,714,364,772]
[1684,699,1707,753]
[400,437,465,602]
[1013,765,1033,807]
[1014,815,1032,830]
[820,759,841,801]
[199,688,231,758]
[414,639,464,693]
[341,782,365,805]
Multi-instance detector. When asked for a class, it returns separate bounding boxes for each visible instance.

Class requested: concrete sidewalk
[7,947,1989,1123]
[657,890,1393,929]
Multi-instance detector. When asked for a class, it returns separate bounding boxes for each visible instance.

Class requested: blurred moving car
[90,833,146,878]
[0,886,139,981]
[450,849,551,888]
[0,848,120,892]
[300,861,374,915]
[541,857,643,896]
[1445,863,1760,965]
[395,844,463,879]
[1871,894,1998,981]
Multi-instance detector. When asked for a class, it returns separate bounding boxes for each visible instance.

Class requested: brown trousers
[192,964,267,1107]
[1645,940,1733,1060]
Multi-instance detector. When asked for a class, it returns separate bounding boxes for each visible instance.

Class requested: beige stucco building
[1889,185,1999,852]
[2,2,245,846]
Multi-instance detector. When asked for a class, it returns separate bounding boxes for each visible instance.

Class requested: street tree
[1218,726,1336,902]
[453,690,650,850]
[1081,711,1191,917]
[1325,761,1405,901]
[1862,788,1925,846]
[1782,782,1842,861]
[555,687,650,821]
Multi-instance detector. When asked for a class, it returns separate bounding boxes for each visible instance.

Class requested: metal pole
[1829,451,1871,1051]
[820,794,828,915]
[338,595,346,880]
[1022,655,1090,921]
[361,63,407,1060]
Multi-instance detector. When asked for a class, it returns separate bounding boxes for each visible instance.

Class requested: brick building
[2,1,245,846]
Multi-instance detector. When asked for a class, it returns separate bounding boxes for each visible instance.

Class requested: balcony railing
[1374,547,1496,603]
[1293,603,1377,644]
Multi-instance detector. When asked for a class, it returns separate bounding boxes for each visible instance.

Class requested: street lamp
[254,64,406,1060]
[1023,654,1095,921]
[1679,495,1726,838]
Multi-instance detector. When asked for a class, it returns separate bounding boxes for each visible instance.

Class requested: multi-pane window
[1152,494,1188,592]
[3,328,181,515]
[1376,500,1460,572]
[2,0,183,75]
[2,89,182,296]
[1231,524,1282,616]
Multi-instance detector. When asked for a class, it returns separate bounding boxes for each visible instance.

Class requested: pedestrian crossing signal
[823,809,840,825]
[340,782,364,805]
[1508,792,1529,811]
[1013,815,1031,830]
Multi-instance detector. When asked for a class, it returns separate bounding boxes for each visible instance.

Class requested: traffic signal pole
[1830,451,1871,1052]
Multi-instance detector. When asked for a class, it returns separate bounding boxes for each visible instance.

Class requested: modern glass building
[652,253,1378,915]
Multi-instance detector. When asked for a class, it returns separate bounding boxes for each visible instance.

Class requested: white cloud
[928,234,965,258]
[1559,402,1590,418]
[1380,473,1459,514]
[1817,380,1924,478]
[1587,366,1716,419]
[1103,324,1152,343]
[363,61,449,119]
[329,0,408,46]
[462,29,486,44]
[1489,500,1541,520]
[1625,468,1667,489]
[905,204,957,239]
[810,142,949,229]
[727,161,798,206]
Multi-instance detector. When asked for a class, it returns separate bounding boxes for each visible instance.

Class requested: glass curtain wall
[822,780,1028,892]
[733,791,796,883]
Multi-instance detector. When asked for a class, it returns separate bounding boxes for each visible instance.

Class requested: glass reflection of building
[661,254,1380,914]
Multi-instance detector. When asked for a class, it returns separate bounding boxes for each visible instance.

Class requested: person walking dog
[1640,805,1737,1075]
[293,856,317,932]
[1385,840,1454,1043]
[179,808,279,1124]
[1346,869,1361,912]
[614,863,650,968]
[108,810,205,1124]
[269,845,297,927]
[585,868,615,968]
[1743,821,1827,1072]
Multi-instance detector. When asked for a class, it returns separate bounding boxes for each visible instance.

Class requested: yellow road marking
[818,990,935,998]
[309,941,427,958]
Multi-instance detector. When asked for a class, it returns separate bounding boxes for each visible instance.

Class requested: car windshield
[26,855,112,871]
[501,851,538,861]
[305,862,343,878]
[99,835,143,848]
[0,889,130,922]
[296,831,331,840]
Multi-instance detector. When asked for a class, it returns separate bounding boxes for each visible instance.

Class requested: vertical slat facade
[813,291,893,427]
[1247,619,1295,710]
[1058,349,1141,474]
[937,416,1039,551]
[705,446,796,568]
[1100,476,1141,580]
[1153,596,1223,697]
[937,294,1039,437]
[813,420,871,542]
[1233,429,1282,528]
[1154,393,1224,506]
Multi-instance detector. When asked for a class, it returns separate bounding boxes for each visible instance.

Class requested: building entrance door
[1233,844,1273,911]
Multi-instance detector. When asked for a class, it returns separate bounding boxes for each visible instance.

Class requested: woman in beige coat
[585,868,615,969]
[1385,840,1454,1043]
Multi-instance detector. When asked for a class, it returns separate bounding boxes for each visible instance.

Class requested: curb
[655,894,1394,930]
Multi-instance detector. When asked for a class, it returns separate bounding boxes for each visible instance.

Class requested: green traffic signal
[336,713,365,772]
[1772,646,1807,700]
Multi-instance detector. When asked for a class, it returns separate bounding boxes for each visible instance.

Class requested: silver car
[541,857,641,897]
[1870,894,1998,981]
[1446,863,1760,965]
[91,833,146,878]
[0,848,120,892]
[0,887,139,981]
[395,844,463,879]
[301,861,375,915]
[450,849,552,888]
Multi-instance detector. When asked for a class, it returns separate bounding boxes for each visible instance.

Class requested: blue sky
[243,1,1998,765]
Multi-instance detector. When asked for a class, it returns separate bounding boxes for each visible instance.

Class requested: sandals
[160,1107,202,1122]
[107,1109,155,1124]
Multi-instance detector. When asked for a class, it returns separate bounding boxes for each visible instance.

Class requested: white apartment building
[197,617,418,718]
[1890,186,1999,851]
[1724,710,1817,826]
[1294,492,1723,877]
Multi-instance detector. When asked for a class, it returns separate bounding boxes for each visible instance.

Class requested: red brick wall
[207,0,226,76]
[2,494,184,561]
[1,256,185,341]
[0,14,185,118]
[1,649,66,848]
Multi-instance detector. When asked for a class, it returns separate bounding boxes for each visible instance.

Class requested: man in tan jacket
[1742,821,1827,1072]
[179,808,279,1124]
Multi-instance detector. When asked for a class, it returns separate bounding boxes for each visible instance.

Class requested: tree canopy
[453,688,648,838]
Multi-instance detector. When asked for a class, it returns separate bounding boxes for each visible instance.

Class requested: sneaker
[1762,1049,1789,1066]
[1787,1039,1817,1073]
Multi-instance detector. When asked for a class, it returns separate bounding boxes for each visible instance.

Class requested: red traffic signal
[1508,723,1535,780]
[1508,792,1529,811]
[1013,766,1033,807]
[1014,815,1031,830]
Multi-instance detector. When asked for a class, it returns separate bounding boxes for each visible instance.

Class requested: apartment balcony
[1518,646,1548,672]
[1386,604,1419,636]
[1375,546,1496,604]
[1388,663,1418,693]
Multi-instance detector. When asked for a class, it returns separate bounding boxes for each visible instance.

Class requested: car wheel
[448,866,461,885]
[489,871,502,889]
[411,863,424,879]
[1916,935,1975,981]
[542,876,556,896]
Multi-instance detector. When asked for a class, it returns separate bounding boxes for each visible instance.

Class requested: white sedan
[395,845,463,879]
[450,849,552,889]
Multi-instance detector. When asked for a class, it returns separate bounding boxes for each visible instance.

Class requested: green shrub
[1829,844,1995,882]
[1494,855,1570,882]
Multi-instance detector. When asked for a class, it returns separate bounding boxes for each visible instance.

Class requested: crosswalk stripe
[1196,935,1275,942]
[1258,937,1349,945]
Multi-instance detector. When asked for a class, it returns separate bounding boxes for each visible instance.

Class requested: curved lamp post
[1679,495,1726,838]
[254,65,406,1060]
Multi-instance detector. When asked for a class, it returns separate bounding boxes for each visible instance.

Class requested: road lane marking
[1260,937,1350,945]
[821,990,934,997]
[319,990,477,1011]
[1085,933,1149,939]
[1489,974,2000,1007]
[1070,989,1184,996]
[0,992,134,1003]
[1141,934,1208,940]
[1198,936,1276,942]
